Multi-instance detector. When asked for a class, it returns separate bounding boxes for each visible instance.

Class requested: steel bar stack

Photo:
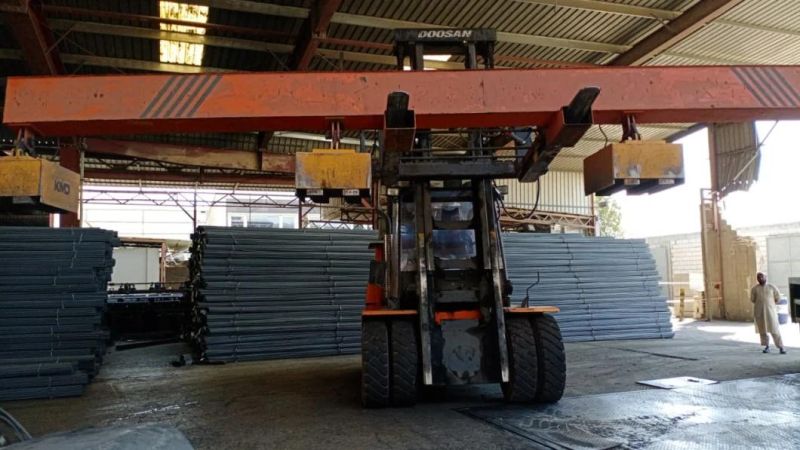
[0,227,119,400]
[190,227,374,362]
[504,233,673,342]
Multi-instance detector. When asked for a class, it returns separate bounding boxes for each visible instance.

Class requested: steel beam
[43,5,586,67]
[6,66,800,137]
[192,0,629,54]
[47,19,296,55]
[289,0,342,70]
[513,0,681,20]
[717,19,800,38]
[60,54,234,74]
[41,4,294,40]
[0,48,232,73]
[42,19,579,70]
[1,0,64,74]
[82,139,295,174]
[83,169,293,186]
[611,0,746,66]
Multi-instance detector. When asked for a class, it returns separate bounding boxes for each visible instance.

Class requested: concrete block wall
[667,237,704,276]
[646,221,800,321]
[647,233,704,299]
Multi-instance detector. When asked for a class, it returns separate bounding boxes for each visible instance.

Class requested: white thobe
[751,284,780,334]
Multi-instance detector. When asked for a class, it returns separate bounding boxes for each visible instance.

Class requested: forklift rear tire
[390,320,418,406]
[531,314,566,403]
[362,320,390,408]
[502,316,539,403]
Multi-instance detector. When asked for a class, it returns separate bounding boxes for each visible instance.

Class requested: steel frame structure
[82,185,581,231]
[499,207,595,232]
[80,186,366,228]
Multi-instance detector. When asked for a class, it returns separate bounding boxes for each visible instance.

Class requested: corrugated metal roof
[709,122,760,197]
[336,0,681,45]
[203,5,302,71]
[318,0,696,68]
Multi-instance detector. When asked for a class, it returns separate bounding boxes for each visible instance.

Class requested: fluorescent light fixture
[423,54,452,62]
[402,54,452,70]
[159,1,209,66]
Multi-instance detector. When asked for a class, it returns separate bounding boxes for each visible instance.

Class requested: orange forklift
[301,29,587,407]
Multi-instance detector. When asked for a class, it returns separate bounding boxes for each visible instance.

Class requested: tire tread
[531,314,566,403]
[390,320,418,406]
[503,317,538,402]
[361,320,390,407]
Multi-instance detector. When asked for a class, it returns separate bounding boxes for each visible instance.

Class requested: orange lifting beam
[4,66,800,137]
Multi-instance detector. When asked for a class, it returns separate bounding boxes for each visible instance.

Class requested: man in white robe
[751,272,785,354]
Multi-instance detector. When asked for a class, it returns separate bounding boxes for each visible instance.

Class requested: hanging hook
[326,119,343,149]
[621,114,642,142]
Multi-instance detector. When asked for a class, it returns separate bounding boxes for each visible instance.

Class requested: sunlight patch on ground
[693,321,800,348]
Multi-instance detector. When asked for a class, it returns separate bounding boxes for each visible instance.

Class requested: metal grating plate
[461,374,800,449]
[637,376,718,390]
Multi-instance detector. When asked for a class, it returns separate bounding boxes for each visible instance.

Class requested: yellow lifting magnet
[583,140,684,196]
[295,149,371,190]
[0,155,80,213]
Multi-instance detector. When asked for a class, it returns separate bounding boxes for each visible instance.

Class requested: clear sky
[614,121,800,238]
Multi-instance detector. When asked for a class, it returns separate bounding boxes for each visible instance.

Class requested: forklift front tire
[502,316,539,403]
[362,320,391,408]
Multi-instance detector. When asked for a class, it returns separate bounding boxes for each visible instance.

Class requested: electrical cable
[0,407,32,442]
[525,178,541,220]
[598,124,610,147]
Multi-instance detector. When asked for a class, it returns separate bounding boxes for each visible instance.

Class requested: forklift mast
[384,29,512,388]
[358,29,568,407]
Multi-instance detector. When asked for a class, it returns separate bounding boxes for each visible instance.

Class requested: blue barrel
[778,297,790,325]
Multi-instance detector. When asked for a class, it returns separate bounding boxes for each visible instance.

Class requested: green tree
[595,197,623,238]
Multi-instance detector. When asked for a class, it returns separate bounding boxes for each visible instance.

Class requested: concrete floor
[4,320,800,449]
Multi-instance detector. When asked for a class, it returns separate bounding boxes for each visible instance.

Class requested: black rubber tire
[390,320,419,406]
[531,314,566,403]
[361,320,390,408]
[502,316,539,403]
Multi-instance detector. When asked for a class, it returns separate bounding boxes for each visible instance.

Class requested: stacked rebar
[503,233,673,342]
[190,227,374,362]
[190,228,671,363]
[0,227,119,401]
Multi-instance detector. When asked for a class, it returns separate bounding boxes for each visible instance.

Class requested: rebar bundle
[190,228,671,363]
[190,227,374,362]
[504,233,673,341]
[0,227,119,401]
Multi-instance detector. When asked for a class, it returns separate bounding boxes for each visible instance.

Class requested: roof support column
[288,0,343,70]
[1,0,64,74]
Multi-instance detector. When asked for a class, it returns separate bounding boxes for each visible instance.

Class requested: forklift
[297,29,599,407]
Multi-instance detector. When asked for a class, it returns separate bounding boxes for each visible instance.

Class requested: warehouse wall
[766,234,800,295]
[81,189,313,240]
[647,233,704,278]
[647,221,800,310]
[498,170,592,216]
[82,204,203,240]
[111,247,161,285]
